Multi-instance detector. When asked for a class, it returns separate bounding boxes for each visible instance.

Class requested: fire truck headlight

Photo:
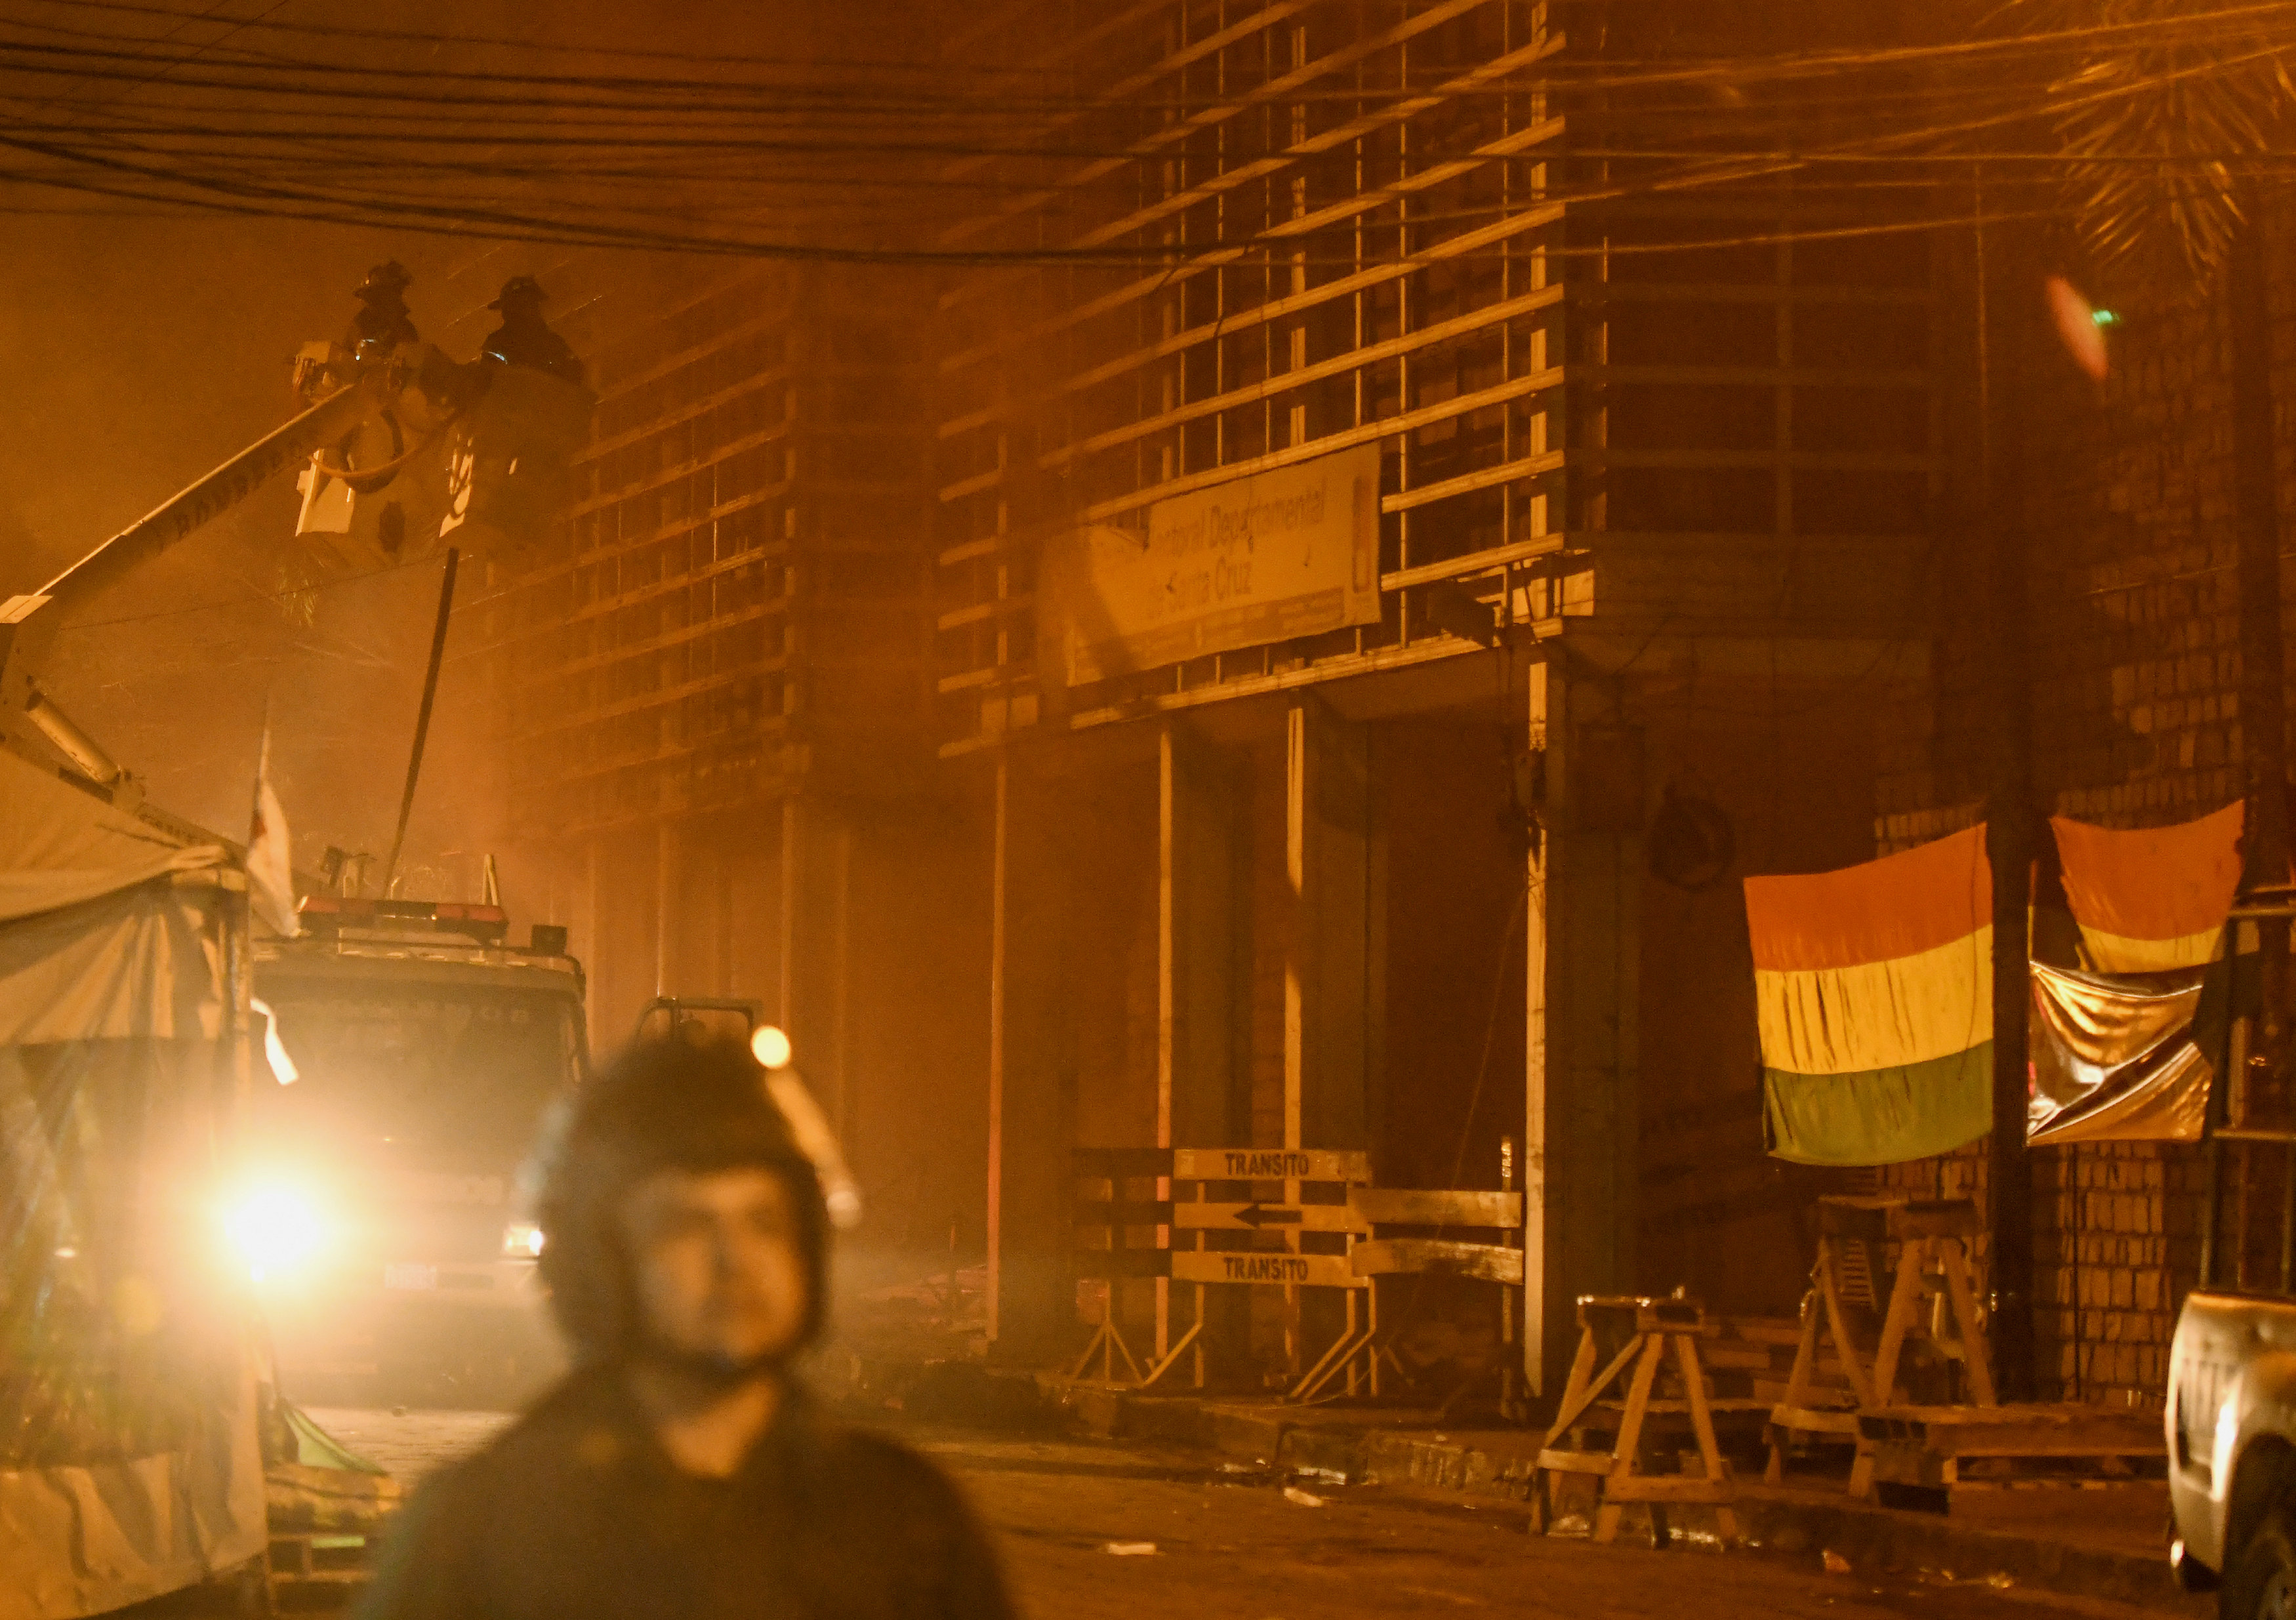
[224,1186,326,1284]
[750,1024,792,1070]
[503,1222,546,1258]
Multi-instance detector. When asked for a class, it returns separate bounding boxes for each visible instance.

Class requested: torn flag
[2050,803,2242,973]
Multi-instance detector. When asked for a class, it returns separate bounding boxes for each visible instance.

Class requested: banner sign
[1044,444,1382,685]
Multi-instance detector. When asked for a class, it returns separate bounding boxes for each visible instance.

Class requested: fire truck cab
[242,897,585,1406]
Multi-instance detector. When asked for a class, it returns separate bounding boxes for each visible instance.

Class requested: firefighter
[353,1034,1013,1620]
[478,275,584,386]
[346,262,418,357]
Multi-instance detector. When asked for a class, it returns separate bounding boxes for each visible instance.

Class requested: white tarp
[0,1376,267,1620]
[0,745,264,1618]
[0,884,226,1047]
[0,750,223,923]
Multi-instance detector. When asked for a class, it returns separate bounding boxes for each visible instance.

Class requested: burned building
[459,257,992,1258]
[928,0,1943,1390]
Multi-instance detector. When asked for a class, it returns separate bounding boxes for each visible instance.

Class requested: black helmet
[355,260,411,302]
[489,274,546,311]
[529,1033,829,1367]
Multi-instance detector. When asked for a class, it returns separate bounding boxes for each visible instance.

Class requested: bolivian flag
[2050,802,2242,973]
[1745,826,1996,1166]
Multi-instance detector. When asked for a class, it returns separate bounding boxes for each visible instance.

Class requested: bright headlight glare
[504,1222,546,1258]
[224,1186,325,1283]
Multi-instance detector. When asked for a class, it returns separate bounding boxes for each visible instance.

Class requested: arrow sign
[1170,1202,1367,1234]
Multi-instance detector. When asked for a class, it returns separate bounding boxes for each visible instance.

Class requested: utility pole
[1979,184,2036,1400]
[2228,194,2289,1133]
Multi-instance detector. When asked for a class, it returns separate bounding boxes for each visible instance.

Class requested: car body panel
[2169,1290,2296,1574]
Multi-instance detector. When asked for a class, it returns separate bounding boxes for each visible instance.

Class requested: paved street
[300,1407,2170,1620]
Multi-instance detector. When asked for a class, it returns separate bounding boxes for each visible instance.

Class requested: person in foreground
[355,1034,1015,1620]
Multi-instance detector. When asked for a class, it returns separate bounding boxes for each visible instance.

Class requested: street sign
[1171,1202,1367,1234]
[1170,1147,1371,1182]
[1168,1250,1364,1289]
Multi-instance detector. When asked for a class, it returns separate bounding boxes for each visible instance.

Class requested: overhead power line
[0,0,2287,266]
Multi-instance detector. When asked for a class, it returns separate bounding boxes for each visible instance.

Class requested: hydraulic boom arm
[0,375,385,793]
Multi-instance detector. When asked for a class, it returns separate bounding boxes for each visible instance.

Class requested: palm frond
[1994,0,2296,289]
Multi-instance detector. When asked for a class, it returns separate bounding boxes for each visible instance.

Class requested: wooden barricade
[1070,1146,1370,1390]
[1530,1295,1741,1547]
[1315,1186,1526,1407]
[1766,1196,1994,1493]
[1069,1150,1527,1401]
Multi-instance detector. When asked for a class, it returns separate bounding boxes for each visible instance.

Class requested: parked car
[2167,1289,2296,1615]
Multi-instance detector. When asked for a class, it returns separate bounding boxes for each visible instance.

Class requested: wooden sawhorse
[1532,1294,1739,1547]
[1767,1196,1996,1494]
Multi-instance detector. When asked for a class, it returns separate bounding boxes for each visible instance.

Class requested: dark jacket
[480,315,584,387]
[354,1373,1014,1620]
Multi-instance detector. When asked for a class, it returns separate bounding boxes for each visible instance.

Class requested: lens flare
[224,1186,324,1283]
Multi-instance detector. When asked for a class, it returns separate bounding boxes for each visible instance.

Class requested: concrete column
[1160,722,1250,1367]
[1523,655,1642,1396]
[581,835,601,1055]
[1160,721,1249,1149]
[714,819,737,997]
[1282,698,1380,1373]
[986,750,1071,1360]
[779,796,853,1131]
[1284,697,1379,1154]
[654,817,678,998]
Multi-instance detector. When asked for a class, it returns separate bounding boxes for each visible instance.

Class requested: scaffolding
[470,262,935,846]
[931,0,1940,752]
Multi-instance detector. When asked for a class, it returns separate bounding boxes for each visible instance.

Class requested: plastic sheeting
[2028,960,2215,1144]
[0,747,264,1619]
[0,752,223,924]
[0,885,227,1047]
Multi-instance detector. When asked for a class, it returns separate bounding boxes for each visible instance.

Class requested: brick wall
[1870,1141,2202,1410]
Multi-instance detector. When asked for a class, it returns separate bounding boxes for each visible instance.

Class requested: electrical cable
[52,552,438,632]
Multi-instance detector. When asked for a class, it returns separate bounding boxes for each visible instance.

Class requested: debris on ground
[1822,1550,1851,1575]
[1101,1541,1158,1556]
[1283,1487,1325,1508]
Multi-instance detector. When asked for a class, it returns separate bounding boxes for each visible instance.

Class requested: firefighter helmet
[355,261,412,302]
[489,275,547,311]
